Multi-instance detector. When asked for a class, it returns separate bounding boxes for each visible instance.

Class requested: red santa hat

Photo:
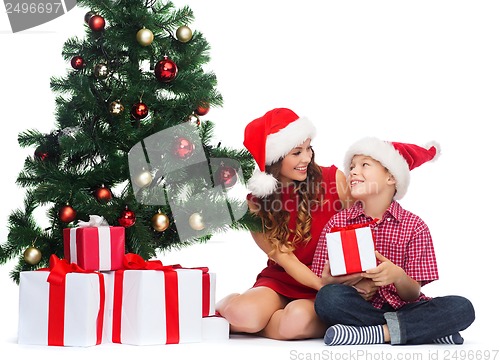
[243,108,316,198]
[344,137,441,200]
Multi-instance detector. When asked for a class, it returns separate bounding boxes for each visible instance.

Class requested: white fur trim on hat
[425,141,441,161]
[247,168,278,198]
[344,137,410,200]
[265,117,316,165]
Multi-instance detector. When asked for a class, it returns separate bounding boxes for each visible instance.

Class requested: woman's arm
[250,230,323,291]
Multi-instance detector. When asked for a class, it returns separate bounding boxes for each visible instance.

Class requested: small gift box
[103,253,202,345]
[326,222,377,276]
[63,215,125,271]
[202,316,229,341]
[18,255,105,347]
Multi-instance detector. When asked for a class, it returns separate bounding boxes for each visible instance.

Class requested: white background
[1,1,498,363]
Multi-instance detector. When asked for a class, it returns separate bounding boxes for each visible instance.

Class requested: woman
[216,108,353,340]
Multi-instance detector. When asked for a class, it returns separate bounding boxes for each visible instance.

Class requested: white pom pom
[247,170,278,198]
[425,140,441,162]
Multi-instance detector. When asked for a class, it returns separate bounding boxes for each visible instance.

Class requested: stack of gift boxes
[18,216,229,347]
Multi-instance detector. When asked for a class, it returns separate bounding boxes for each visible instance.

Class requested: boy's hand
[361,251,405,287]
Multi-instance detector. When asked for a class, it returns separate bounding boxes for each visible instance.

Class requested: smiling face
[347,154,396,200]
[278,138,313,185]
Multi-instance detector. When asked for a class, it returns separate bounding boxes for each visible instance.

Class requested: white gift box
[204,271,216,317]
[202,316,229,341]
[103,268,202,345]
[18,270,104,347]
[326,225,377,276]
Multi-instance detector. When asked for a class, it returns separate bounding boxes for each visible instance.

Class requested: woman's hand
[353,278,378,301]
[320,260,363,286]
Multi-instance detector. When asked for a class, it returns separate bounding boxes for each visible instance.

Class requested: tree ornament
[88,14,105,32]
[151,210,169,232]
[94,185,112,203]
[216,164,238,188]
[109,100,125,116]
[176,25,193,43]
[34,145,51,161]
[184,113,201,126]
[136,27,154,46]
[189,212,205,231]
[23,246,42,265]
[131,101,149,120]
[154,56,178,83]
[84,11,95,24]
[94,63,109,79]
[118,206,136,228]
[133,169,153,188]
[34,136,59,163]
[70,56,85,70]
[173,136,195,159]
[195,102,210,116]
[59,204,77,223]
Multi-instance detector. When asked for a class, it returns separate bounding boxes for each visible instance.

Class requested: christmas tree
[0,0,258,283]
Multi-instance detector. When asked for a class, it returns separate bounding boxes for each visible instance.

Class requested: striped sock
[433,333,464,345]
[324,324,385,346]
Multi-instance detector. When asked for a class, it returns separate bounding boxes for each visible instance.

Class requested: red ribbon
[171,264,211,317]
[112,253,180,344]
[330,220,377,274]
[38,255,104,346]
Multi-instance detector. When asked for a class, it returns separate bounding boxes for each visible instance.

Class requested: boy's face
[347,155,395,199]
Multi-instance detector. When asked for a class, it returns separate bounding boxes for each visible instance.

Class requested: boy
[311,137,475,346]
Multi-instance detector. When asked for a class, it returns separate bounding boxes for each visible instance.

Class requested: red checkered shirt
[311,201,439,309]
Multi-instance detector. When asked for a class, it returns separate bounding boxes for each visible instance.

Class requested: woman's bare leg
[216,287,288,334]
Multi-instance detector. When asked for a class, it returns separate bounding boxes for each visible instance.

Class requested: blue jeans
[314,284,475,345]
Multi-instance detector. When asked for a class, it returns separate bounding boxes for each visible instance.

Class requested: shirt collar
[347,200,404,223]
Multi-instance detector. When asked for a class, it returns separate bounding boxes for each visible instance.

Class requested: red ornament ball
[154,57,178,83]
[118,207,136,228]
[131,102,149,120]
[217,165,238,188]
[173,137,195,159]
[59,205,77,223]
[70,56,85,70]
[88,14,105,32]
[195,103,210,116]
[34,145,50,161]
[94,186,112,203]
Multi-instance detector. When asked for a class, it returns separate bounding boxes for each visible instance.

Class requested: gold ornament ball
[188,212,205,231]
[94,63,109,79]
[134,170,153,188]
[136,28,154,46]
[176,25,193,43]
[24,246,42,265]
[109,100,125,115]
[152,212,170,232]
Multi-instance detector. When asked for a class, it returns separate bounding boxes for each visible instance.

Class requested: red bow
[38,254,88,286]
[122,253,172,271]
[330,219,378,233]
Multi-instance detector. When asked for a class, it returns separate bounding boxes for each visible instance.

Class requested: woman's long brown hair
[253,149,324,256]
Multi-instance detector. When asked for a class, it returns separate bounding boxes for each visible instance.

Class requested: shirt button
[387,218,391,221]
